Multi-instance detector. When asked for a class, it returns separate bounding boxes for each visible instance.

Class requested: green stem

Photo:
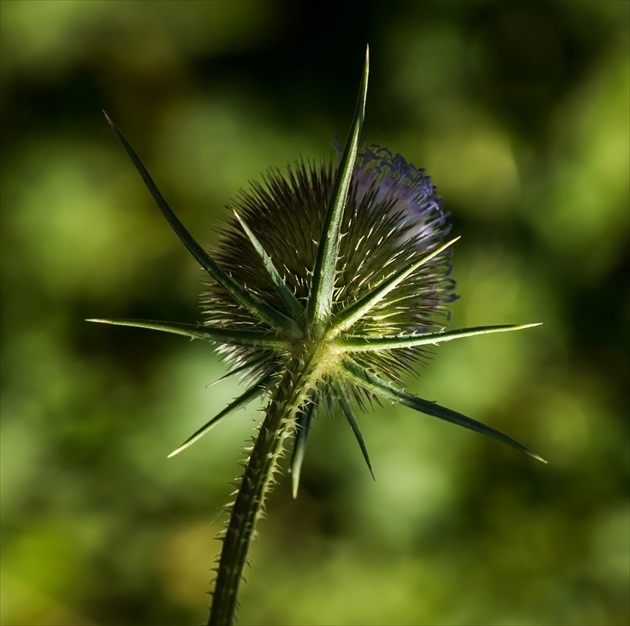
[207,349,319,625]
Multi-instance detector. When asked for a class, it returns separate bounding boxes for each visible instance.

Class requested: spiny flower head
[90,48,544,498]
[207,145,455,384]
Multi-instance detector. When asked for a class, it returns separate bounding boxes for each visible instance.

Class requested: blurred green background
[1,1,628,625]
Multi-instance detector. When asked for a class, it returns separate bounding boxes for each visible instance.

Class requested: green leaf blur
[1,2,628,625]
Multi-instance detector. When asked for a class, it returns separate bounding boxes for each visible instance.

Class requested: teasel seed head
[90,48,544,500]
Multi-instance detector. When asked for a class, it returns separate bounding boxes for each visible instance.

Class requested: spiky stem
[208,345,329,625]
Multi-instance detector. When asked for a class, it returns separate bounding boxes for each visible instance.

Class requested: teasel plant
[89,46,545,625]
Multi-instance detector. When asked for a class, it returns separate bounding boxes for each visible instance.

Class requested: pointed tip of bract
[440,234,462,257]
[167,435,200,458]
[527,449,548,464]
[291,471,300,499]
[167,445,186,459]
[289,440,306,499]
[368,464,376,482]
